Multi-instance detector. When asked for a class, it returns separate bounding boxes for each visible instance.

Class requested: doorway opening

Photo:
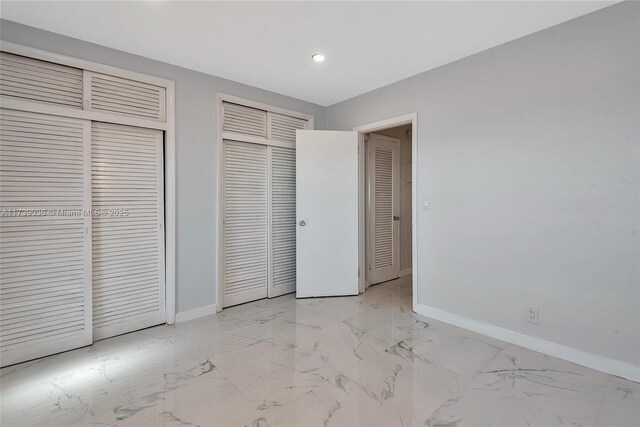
[354,114,418,311]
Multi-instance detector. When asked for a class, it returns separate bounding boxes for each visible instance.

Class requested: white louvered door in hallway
[91,122,165,340]
[223,140,268,307]
[368,134,400,285]
[0,109,92,366]
[268,147,296,298]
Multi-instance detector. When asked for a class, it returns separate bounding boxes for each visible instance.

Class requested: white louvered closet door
[223,140,268,307]
[0,109,92,367]
[368,135,400,285]
[91,122,165,340]
[268,147,296,298]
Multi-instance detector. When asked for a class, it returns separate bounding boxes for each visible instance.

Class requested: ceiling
[0,1,618,106]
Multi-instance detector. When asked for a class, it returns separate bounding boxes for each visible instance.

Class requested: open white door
[296,130,359,298]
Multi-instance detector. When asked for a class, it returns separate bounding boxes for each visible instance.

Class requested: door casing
[353,113,418,312]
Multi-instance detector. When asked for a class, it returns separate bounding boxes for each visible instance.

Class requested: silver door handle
[298,220,306,226]
[393,216,400,221]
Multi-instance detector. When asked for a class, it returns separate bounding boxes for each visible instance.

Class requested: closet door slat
[87,72,166,122]
[268,146,296,297]
[223,140,268,307]
[268,113,307,143]
[222,103,267,138]
[0,52,83,109]
[0,109,91,367]
[91,122,165,340]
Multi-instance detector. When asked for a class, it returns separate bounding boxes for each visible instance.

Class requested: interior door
[296,130,359,298]
[368,134,400,284]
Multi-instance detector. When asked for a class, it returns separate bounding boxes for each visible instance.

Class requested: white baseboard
[414,304,640,382]
[175,303,219,323]
[399,268,412,277]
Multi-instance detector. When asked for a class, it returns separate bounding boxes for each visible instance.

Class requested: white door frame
[353,113,418,311]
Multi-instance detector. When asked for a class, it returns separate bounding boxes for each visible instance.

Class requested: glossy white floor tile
[1,276,638,426]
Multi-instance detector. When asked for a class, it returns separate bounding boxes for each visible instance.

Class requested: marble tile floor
[1,276,638,427]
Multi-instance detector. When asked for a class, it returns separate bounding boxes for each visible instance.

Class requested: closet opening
[0,43,176,367]
[216,94,314,309]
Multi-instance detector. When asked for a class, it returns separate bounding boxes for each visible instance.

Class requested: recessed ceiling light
[311,53,326,63]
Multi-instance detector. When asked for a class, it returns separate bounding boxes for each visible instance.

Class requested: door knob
[298,220,306,226]
[393,216,400,221]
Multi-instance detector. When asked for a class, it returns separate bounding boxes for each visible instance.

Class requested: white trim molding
[399,268,412,277]
[175,303,219,323]
[415,304,640,382]
[164,81,176,325]
[0,97,169,131]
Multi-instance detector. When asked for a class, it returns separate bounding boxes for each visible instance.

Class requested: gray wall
[327,2,639,367]
[375,125,412,273]
[0,19,327,314]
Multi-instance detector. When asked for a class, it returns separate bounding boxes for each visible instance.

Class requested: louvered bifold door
[91,122,165,340]
[223,140,268,307]
[0,109,92,367]
[268,147,296,297]
[369,137,400,285]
